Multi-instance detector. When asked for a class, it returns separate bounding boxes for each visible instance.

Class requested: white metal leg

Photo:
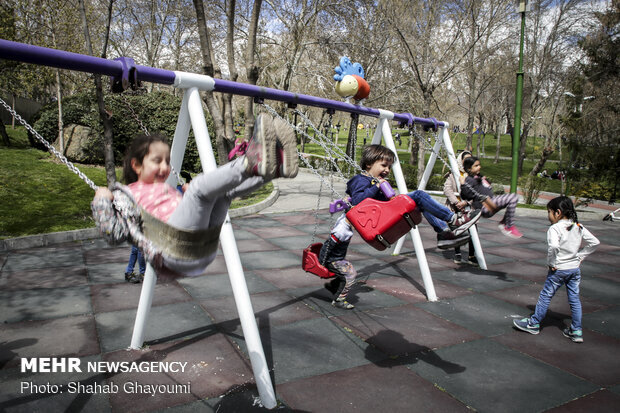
[130,264,157,349]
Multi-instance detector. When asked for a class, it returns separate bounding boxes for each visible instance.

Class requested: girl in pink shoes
[460,156,523,238]
[91,114,297,276]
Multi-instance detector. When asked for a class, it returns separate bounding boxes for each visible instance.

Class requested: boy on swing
[320,144,482,309]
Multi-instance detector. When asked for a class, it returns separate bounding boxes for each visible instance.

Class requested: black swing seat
[345,194,422,251]
[141,210,222,261]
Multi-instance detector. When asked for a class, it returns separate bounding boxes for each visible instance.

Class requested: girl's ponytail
[547,196,579,229]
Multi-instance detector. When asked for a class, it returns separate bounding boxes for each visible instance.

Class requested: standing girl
[92,114,298,276]
[461,156,523,238]
[513,196,599,342]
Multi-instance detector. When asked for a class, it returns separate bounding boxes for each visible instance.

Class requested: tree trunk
[79,0,116,185]
[517,123,531,174]
[530,146,554,176]
[55,69,64,153]
[243,0,263,143]
[346,113,359,161]
[494,120,501,164]
[0,121,10,146]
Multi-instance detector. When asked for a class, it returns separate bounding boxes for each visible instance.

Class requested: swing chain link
[0,96,99,191]
[411,124,453,172]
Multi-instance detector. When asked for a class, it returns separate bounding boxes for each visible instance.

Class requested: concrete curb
[0,227,100,252]
[1,182,281,252]
[228,180,280,218]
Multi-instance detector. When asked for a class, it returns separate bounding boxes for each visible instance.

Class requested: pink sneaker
[243,114,277,179]
[272,116,299,178]
[501,225,523,238]
[227,138,248,161]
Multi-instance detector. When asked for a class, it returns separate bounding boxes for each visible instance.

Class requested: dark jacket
[346,174,389,205]
[460,175,493,209]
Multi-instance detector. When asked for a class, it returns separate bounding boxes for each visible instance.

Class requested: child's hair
[463,156,479,175]
[547,196,579,225]
[360,144,395,171]
[122,134,170,184]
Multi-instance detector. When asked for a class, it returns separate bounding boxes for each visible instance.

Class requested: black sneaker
[563,328,583,343]
[124,272,141,284]
[332,298,354,309]
[450,209,482,236]
[467,256,479,266]
[453,253,462,264]
[437,231,470,250]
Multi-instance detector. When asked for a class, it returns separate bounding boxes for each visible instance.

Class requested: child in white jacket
[513,196,599,342]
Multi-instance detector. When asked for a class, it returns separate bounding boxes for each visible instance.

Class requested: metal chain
[120,93,184,186]
[0,96,99,191]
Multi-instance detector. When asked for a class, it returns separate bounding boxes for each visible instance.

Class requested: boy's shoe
[124,272,141,284]
[500,225,523,238]
[332,298,355,309]
[244,114,278,179]
[450,209,482,236]
[563,328,584,343]
[467,255,479,266]
[272,116,299,178]
[513,318,540,334]
[437,230,470,250]
[453,252,463,264]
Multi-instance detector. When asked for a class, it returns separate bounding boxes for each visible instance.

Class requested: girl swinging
[91,114,298,276]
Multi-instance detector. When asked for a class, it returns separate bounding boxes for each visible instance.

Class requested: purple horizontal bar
[0,39,175,85]
[213,79,444,128]
[0,39,443,127]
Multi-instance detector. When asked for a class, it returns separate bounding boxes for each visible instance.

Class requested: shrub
[30,90,214,173]
[519,175,546,204]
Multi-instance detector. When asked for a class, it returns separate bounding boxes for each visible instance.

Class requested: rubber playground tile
[253,266,322,290]
[278,363,469,412]
[91,282,192,313]
[262,235,322,252]
[580,276,620,305]
[611,384,620,396]
[406,338,599,413]
[580,259,618,276]
[494,329,620,386]
[103,333,253,413]
[84,246,133,265]
[178,270,278,300]
[244,225,309,239]
[199,290,320,331]
[95,301,214,353]
[480,230,539,245]
[0,265,88,290]
[225,228,259,240]
[416,294,525,337]
[242,317,377,384]
[333,304,482,356]
[233,238,280,254]
[584,306,620,340]
[353,257,415,279]
[80,237,112,250]
[0,355,110,413]
[427,267,524,293]
[1,248,85,272]
[596,270,620,283]
[286,283,406,315]
[483,245,546,260]
[0,315,100,369]
[87,262,138,284]
[234,216,279,228]
[491,260,547,281]
[546,389,620,413]
[0,285,92,323]
[472,251,516,265]
[237,250,301,271]
[367,276,474,303]
[485,283,612,317]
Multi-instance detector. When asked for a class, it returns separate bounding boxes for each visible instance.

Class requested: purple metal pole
[0,39,444,128]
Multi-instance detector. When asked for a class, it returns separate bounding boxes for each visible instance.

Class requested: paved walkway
[1,170,619,412]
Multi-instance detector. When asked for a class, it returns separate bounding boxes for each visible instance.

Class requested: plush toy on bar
[333,56,370,101]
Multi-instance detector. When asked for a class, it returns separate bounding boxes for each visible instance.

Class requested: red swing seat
[302,243,336,278]
[345,194,421,251]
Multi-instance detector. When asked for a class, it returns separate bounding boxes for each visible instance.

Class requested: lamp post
[510,0,529,193]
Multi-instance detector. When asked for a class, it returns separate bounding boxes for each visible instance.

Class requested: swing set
[0,38,488,409]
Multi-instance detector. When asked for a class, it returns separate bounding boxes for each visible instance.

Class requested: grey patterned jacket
[90,183,162,267]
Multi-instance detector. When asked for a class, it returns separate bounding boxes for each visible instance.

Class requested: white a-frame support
[372,111,437,302]
[129,87,277,409]
[391,123,487,270]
